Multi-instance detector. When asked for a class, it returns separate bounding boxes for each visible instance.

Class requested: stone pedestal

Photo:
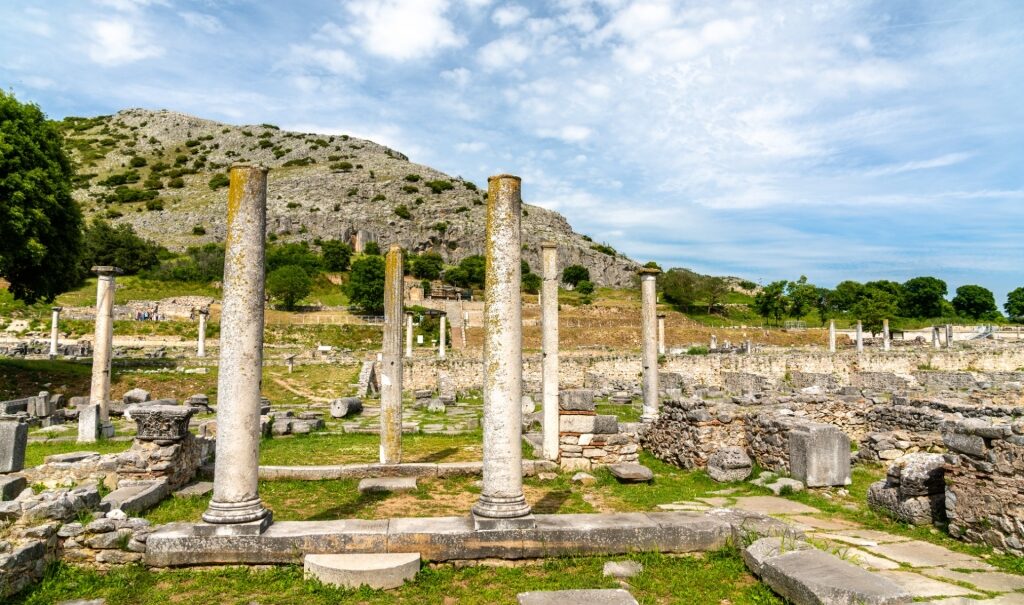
[202,164,272,530]
[380,246,404,465]
[472,174,532,526]
[197,310,208,358]
[639,268,661,422]
[828,320,836,353]
[0,416,28,473]
[88,265,122,440]
[49,307,61,358]
[540,241,560,462]
[77,403,100,443]
[710,335,717,350]
[932,326,941,349]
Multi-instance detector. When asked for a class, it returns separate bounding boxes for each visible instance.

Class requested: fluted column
[380,246,404,464]
[438,314,447,359]
[855,321,864,353]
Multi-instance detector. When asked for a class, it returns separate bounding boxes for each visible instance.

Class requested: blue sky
[2,0,1022,306]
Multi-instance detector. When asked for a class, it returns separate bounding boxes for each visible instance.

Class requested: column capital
[51,306,62,313]
[91,266,123,276]
[229,162,268,174]
[638,267,661,277]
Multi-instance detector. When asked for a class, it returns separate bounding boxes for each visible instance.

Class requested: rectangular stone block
[593,415,619,435]
[0,474,27,501]
[759,548,911,605]
[0,398,29,414]
[0,417,28,473]
[560,415,597,434]
[559,389,595,412]
[77,403,99,443]
[788,423,851,487]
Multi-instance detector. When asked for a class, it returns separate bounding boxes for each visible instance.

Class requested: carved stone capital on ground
[131,405,195,445]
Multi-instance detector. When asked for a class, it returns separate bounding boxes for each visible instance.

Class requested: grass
[24,438,132,468]
[595,402,642,423]
[259,432,486,466]
[11,549,782,605]
[54,276,221,308]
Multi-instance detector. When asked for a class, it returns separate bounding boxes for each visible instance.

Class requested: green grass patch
[595,403,641,423]
[24,439,131,469]
[259,431,485,466]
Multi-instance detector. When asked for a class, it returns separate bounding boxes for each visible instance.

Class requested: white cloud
[179,11,223,34]
[493,4,530,28]
[93,0,168,12]
[456,141,487,152]
[478,36,530,70]
[346,0,464,61]
[87,19,162,66]
[441,67,472,88]
[864,153,974,177]
[282,44,360,76]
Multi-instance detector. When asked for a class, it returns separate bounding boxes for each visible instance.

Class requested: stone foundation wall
[943,419,1024,556]
[638,400,746,470]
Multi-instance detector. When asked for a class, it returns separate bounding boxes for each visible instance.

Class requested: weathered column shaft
[202,165,271,529]
[945,324,953,349]
[197,311,208,358]
[472,174,531,524]
[639,269,661,422]
[89,268,120,424]
[49,307,61,357]
[380,246,404,465]
[438,314,447,359]
[933,326,941,349]
[405,313,413,358]
[882,318,890,351]
[855,321,864,353]
[540,241,559,462]
[710,334,718,350]
[657,314,666,355]
[828,320,836,353]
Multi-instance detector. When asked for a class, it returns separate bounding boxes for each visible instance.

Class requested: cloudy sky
[2,0,1022,305]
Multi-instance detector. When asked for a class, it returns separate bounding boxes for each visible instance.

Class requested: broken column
[86,265,122,441]
[472,174,532,528]
[48,306,61,358]
[710,334,718,350]
[197,310,209,358]
[201,164,272,533]
[405,312,413,358]
[0,416,28,473]
[540,241,559,462]
[828,320,836,353]
[657,314,666,355]
[380,245,404,465]
[639,267,661,422]
[855,320,863,353]
[438,313,446,359]
[882,318,890,351]
[933,326,941,349]
[945,324,953,349]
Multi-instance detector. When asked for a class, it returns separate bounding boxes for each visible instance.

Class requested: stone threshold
[146,511,747,567]
[258,459,557,480]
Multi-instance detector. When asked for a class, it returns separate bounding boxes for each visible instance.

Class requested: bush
[145,243,224,281]
[168,177,185,188]
[425,179,454,194]
[320,240,352,271]
[522,272,541,294]
[444,255,485,289]
[346,255,386,314]
[372,194,386,202]
[401,185,418,194]
[80,219,164,275]
[208,173,229,190]
[363,241,381,256]
[405,174,421,182]
[267,265,312,310]
[686,346,709,355]
[562,265,590,286]
[145,198,163,211]
[143,176,163,190]
[590,243,616,256]
[330,161,353,171]
[394,204,411,220]
[266,241,322,274]
[192,225,206,235]
[283,157,313,167]
[575,280,594,296]
[411,251,443,280]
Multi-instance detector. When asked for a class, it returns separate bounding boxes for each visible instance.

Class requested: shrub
[401,185,418,194]
[168,177,185,188]
[192,225,206,235]
[425,179,454,194]
[320,240,352,271]
[590,243,616,256]
[411,251,443,280]
[145,198,163,211]
[432,222,448,233]
[455,206,468,213]
[208,173,229,190]
[394,205,411,220]
[522,272,541,294]
[562,265,590,286]
[687,346,709,355]
[330,161,353,171]
[282,157,313,167]
[346,187,358,196]
[143,176,163,190]
[371,194,386,202]
[80,219,164,275]
[129,156,147,167]
[405,174,421,182]
[575,280,594,296]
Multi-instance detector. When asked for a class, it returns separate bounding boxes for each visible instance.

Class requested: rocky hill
[61,109,639,286]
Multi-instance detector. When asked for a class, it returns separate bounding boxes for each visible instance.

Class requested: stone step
[358,477,417,494]
[517,589,639,605]
[173,481,213,498]
[304,552,420,590]
[101,480,167,514]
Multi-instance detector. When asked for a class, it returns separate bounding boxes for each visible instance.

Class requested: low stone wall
[943,419,1024,556]
[638,399,745,470]
[557,390,639,471]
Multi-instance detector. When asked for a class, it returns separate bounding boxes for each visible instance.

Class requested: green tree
[576,279,594,296]
[346,255,386,314]
[363,241,381,256]
[80,219,164,275]
[266,242,321,274]
[831,280,864,313]
[146,243,224,282]
[266,265,312,310]
[753,280,788,325]
[813,287,837,326]
[444,255,486,289]
[522,272,541,294]
[900,276,947,318]
[319,240,352,271]
[411,251,444,280]
[1005,287,1024,320]
[952,284,998,320]
[0,91,84,301]
[701,276,730,314]
[785,276,818,318]
[660,269,700,311]
[562,264,590,287]
[853,285,899,334]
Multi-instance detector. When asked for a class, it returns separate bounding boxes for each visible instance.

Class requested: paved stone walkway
[666,495,1024,602]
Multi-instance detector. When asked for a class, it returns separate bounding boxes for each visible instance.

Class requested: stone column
[945,324,953,349]
[639,267,661,422]
[438,314,447,359]
[87,266,121,440]
[380,245,404,465]
[49,307,62,359]
[540,241,559,462]
[197,310,209,358]
[882,318,890,352]
[405,313,413,358]
[828,320,836,353]
[657,314,666,355]
[710,334,718,350]
[472,174,532,527]
[201,164,272,533]
[855,321,863,353]
[933,326,941,349]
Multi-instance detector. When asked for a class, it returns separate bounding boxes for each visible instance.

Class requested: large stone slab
[559,389,596,412]
[875,571,978,598]
[788,423,851,487]
[101,480,168,515]
[1,474,27,501]
[358,477,417,494]
[865,540,992,570]
[517,589,639,605]
[607,463,653,483]
[760,549,912,605]
[922,568,1024,593]
[304,552,419,590]
[731,496,819,515]
[0,416,28,473]
[707,446,752,483]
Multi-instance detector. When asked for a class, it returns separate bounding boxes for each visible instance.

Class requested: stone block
[707,446,752,483]
[943,432,986,457]
[788,423,851,487]
[559,389,595,412]
[173,482,213,498]
[77,403,100,443]
[742,537,814,576]
[560,414,597,434]
[329,397,363,418]
[304,552,420,590]
[593,415,619,435]
[101,480,168,515]
[122,388,151,404]
[608,463,653,483]
[517,589,639,605]
[1,474,27,501]
[760,548,912,605]
[0,416,28,473]
[603,560,643,578]
[358,477,418,494]
[131,405,195,445]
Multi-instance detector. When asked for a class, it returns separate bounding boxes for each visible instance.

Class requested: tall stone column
[639,268,661,422]
[197,310,209,358]
[472,174,532,528]
[933,326,941,349]
[657,314,666,355]
[380,245,404,465]
[201,164,271,533]
[88,266,121,439]
[49,307,62,358]
[855,321,864,353]
[540,241,559,462]
[882,319,890,351]
[945,324,953,349]
[405,313,413,358]
[438,314,447,359]
[828,320,836,353]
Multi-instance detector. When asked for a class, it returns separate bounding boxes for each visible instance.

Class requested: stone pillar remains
[828,320,836,353]
[945,324,953,349]
[405,312,413,359]
[657,314,666,355]
[855,320,863,353]
[639,268,661,422]
[380,245,404,465]
[882,318,890,352]
[933,326,941,349]
[49,307,62,358]
[438,314,447,359]
[197,310,209,358]
[540,241,559,462]
[472,174,533,528]
[201,164,272,534]
[0,416,28,473]
[87,265,122,440]
[710,334,718,350]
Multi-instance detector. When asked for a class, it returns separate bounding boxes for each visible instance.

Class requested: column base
[194,512,273,537]
[99,422,115,439]
[202,497,273,529]
[471,493,532,526]
[472,512,535,531]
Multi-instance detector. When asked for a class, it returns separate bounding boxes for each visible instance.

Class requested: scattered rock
[607,463,653,483]
[707,446,752,483]
[571,472,596,485]
[603,560,643,579]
